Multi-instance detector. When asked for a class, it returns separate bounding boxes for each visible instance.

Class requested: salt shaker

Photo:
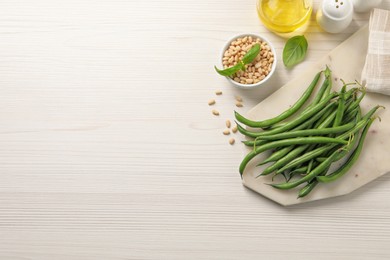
[316,0,354,34]
[351,0,382,13]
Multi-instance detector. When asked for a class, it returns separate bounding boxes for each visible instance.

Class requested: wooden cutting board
[242,25,390,206]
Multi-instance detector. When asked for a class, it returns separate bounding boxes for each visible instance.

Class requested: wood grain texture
[0,0,390,259]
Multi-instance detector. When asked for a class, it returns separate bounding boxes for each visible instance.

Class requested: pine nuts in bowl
[220,33,277,89]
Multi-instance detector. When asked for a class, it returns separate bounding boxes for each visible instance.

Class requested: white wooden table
[1,0,390,259]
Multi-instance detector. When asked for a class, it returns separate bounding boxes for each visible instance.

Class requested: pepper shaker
[316,0,354,34]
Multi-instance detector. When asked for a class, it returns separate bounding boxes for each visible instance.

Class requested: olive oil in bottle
[257,0,313,35]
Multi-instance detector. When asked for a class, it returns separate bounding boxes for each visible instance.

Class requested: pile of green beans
[235,67,383,198]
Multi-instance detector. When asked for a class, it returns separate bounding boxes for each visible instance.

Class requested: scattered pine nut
[212,109,220,116]
[235,96,243,102]
[229,138,235,145]
[232,125,238,133]
[226,120,231,128]
[223,129,230,135]
[215,90,223,95]
[208,99,216,106]
[236,101,243,107]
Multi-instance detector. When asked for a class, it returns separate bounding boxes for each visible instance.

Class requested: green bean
[361,105,383,120]
[344,87,358,100]
[313,103,338,128]
[316,157,327,163]
[297,165,330,198]
[271,149,343,190]
[334,85,346,127]
[257,146,295,165]
[316,98,353,129]
[298,181,318,198]
[234,71,322,128]
[307,159,314,174]
[284,168,306,183]
[259,105,352,178]
[344,106,361,124]
[276,144,334,174]
[290,102,336,131]
[251,123,355,141]
[317,118,375,183]
[355,107,362,122]
[241,138,268,147]
[342,107,359,123]
[316,109,337,129]
[276,116,372,173]
[314,92,355,128]
[314,109,362,163]
[239,137,348,176]
[339,87,358,106]
[259,145,310,176]
[321,66,332,101]
[237,93,337,139]
[241,102,336,145]
[290,166,309,174]
[311,75,330,106]
[262,123,287,130]
[268,141,320,179]
[347,89,366,112]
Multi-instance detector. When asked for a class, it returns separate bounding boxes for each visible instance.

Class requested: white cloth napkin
[361,8,390,95]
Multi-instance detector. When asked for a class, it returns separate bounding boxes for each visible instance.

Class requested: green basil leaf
[241,43,261,64]
[214,62,244,77]
[283,35,308,68]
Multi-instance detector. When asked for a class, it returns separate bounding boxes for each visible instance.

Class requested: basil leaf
[283,35,308,68]
[214,43,260,77]
[241,43,261,64]
[214,62,244,77]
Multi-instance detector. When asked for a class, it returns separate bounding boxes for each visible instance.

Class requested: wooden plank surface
[0,0,390,259]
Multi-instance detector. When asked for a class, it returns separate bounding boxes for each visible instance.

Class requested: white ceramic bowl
[219,33,277,89]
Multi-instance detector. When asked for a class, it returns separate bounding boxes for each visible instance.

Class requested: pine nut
[229,138,235,145]
[235,96,243,102]
[223,129,230,135]
[208,99,216,106]
[215,90,222,95]
[232,125,238,133]
[212,109,220,116]
[236,101,243,107]
[226,120,231,128]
